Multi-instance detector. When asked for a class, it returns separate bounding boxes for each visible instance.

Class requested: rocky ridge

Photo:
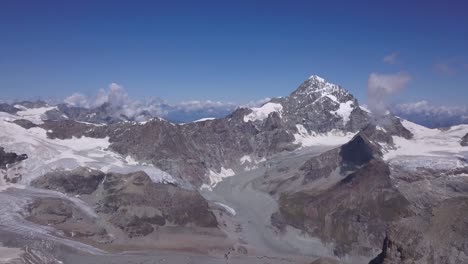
[5,75,411,187]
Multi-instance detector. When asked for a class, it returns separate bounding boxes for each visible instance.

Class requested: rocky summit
[0,74,467,264]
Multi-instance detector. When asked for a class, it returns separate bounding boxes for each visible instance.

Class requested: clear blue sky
[1,0,467,105]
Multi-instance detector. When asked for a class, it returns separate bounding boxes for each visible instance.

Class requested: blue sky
[1,0,467,106]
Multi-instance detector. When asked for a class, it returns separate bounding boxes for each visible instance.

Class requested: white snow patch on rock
[193,117,216,123]
[207,167,235,187]
[243,102,283,122]
[125,155,139,165]
[331,100,354,124]
[15,106,57,124]
[309,75,326,83]
[293,124,356,147]
[214,202,236,216]
[240,155,252,164]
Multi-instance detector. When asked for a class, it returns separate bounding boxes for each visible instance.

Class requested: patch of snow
[309,75,325,83]
[244,165,258,171]
[389,156,464,171]
[331,100,354,123]
[324,94,338,103]
[240,155,252,164]
[125,155,139,165]
[207,167,235,187]
[15,106,57,124]
[193,117,216,123]
[293,124,356,148]
[214,202,236,216]
[359,105,371,113]
[376,126,386,132]
[200,183,213,191]
[243,102,283,122]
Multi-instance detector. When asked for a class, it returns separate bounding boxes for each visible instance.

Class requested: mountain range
[0,75,467,264]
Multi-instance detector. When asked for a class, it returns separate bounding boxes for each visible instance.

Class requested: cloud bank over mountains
[367,72,411,116]
[390,101,468,128]
[62,83,270,123]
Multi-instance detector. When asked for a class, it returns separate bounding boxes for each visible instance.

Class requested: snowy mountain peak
[291,75,353,107]
[308,74,326,83]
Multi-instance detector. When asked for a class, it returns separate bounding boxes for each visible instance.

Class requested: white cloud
[391,101,468,128]
[383,52,399,64]
[367,72,411,116]
[62,83,273,122]
[64,93,91,108]
[241,97,272,108]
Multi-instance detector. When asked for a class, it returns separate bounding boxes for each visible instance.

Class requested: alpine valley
[1,75,467,264]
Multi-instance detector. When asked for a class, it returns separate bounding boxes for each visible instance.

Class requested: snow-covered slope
[385,119,468,170]
[386,120,468,158]
[0,110,174,188]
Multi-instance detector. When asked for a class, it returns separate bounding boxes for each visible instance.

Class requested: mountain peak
[308,74,326,83]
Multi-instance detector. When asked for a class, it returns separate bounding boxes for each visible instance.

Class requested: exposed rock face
[278,160,413,257]
[272,134,412,257]
[273,75,370,133]
[0,147,28,170]
[31,167,105,195]
[369,197,468,264]
[31,169,218,238]
[12,119,38,129]
[461,133,468,146]
[98,171,218,237]
[26,197,108,239]
[0,103,20,114]
[40,120,104,140]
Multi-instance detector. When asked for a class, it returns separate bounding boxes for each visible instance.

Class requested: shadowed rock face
[340,134,380,167]
[299,132,381,184]
[0,103,20,114]
[461,133,468,146]
[0,147,28,170]
[278,160,413,257]
[369,197,468,264]
[273,133,412,257]
[31,167,105,195]
[12,119,38,129]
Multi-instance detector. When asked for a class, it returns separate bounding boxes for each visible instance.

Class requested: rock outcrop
[272,134,413,257]
[461,133,468,146]
[98,171,218,237]
[31,167,105,195]
[26,197,109,240]
[369,197,468,264]
[0,147,28,170]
